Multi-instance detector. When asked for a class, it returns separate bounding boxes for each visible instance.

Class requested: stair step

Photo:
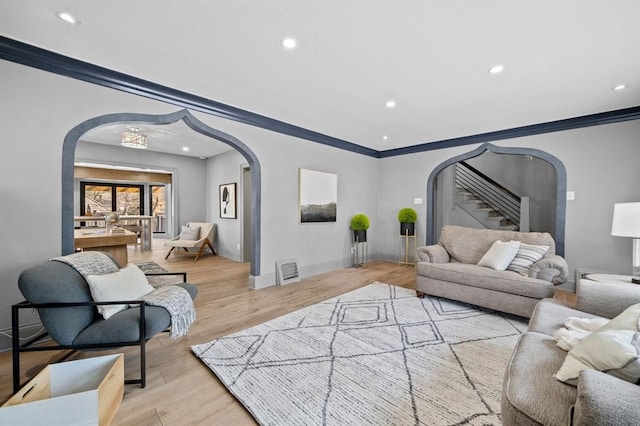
[485,216,505,222]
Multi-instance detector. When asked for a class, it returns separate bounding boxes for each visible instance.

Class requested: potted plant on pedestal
[398,207,417,236]
[350,214,370,242]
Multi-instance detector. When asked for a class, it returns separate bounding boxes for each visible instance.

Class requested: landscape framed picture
[298,168,337,223]
[219,183,237,219]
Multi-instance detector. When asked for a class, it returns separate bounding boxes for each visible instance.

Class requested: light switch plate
[414,198,423,205]
[566,191,575,201]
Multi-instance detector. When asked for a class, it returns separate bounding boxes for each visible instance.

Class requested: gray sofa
[416,226,569,317]
[502,279,640,425]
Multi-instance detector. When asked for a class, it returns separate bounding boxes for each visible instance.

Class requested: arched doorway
[61,109,262,277]
[426,142,567,256]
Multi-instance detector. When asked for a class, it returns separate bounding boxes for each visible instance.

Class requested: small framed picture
[219,183,237,219]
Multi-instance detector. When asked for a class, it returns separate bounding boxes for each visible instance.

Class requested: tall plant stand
[399,230,416,267]
[352,237,368,268]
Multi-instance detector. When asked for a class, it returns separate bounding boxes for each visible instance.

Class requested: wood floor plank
[0,239,574,424]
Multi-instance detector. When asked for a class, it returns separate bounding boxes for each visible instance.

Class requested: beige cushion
[507,243,550,275]
[438,226,556,264]
[179,225,200,241]
[86,263,155,319]
[477,240,520,270]
[416,262,554,299]
[555,303,640,385]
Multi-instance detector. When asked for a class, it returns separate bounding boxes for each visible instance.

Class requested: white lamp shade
[611,202,640,238]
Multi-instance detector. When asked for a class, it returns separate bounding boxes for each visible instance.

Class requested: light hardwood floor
[0,241,575,424]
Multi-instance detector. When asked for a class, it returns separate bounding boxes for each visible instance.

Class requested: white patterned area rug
[192,283,527,425]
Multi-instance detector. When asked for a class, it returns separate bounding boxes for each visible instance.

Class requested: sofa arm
[572,370,640,426]
[576,279,640,318]
[416,245,449,263]
[529,254,568,284]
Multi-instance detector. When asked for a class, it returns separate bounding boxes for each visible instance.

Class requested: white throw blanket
[142,285,195,338]
[52,252,195,338]
[553,316,609,351]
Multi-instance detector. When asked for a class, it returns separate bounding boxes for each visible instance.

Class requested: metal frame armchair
[12,259,197,393]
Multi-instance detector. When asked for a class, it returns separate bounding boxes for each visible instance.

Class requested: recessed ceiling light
[385,100,396,108]
[613,84,629,91]
[182,147,190,152]
[382,135,389,140]
[489,65,504,74]
[56,11,79,25]
[281,38,297,49]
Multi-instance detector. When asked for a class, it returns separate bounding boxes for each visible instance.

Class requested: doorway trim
[62,109,262,276]
[426,142,567,256]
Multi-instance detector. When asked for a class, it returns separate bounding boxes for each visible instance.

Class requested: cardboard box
[0,353,124,425]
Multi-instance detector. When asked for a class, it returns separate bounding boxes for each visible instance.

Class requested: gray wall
[75,141,208,233]
[193,110,381,286]
[376,120,640,288]
[466,152,556,234]
[205,149,246,261]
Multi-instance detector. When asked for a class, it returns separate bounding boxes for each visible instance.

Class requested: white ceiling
[2,0,639,157]
[80,120,232,159]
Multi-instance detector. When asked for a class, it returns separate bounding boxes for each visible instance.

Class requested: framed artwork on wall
[219,183,237,219]
[298,168,337,223]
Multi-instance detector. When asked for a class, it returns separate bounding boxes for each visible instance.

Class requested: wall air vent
[276,258,300,285]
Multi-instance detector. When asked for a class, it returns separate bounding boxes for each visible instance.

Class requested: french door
[149,185,167,233]
[80,182,144,216]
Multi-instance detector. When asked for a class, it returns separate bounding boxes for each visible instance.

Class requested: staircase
[454,161,528,232]
[455,188,518,230]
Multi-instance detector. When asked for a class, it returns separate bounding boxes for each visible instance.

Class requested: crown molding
[2,35,639,159]
[378,105,640,158]
[0,36,379,158]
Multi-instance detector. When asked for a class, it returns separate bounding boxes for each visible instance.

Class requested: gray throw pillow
[507,242,549,275]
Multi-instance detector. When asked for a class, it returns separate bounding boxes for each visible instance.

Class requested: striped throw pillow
[507,242,550,276]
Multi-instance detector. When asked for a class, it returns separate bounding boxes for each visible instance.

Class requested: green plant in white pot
[398,207,417,236]
[350,214,370,242]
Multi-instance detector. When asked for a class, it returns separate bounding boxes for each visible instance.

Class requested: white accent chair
[165,222,216,261]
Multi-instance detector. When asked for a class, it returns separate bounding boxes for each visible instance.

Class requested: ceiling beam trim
[0,36,379,158]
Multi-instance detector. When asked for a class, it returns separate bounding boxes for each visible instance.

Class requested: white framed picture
[298,168,337,223]
[219,182,237,219]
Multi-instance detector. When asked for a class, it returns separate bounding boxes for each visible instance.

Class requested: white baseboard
[250,273,276,289]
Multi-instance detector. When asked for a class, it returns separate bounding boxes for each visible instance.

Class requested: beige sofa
[502,280,640,425]
[415,225,569,317]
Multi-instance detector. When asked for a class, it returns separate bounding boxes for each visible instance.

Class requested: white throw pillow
[555,303,640,385]
[599,303,640,332]
[179,225,200,241]
[506,243,550,275]
[86,263,155,319]
[554,330,640,385]
[477,240,521,271]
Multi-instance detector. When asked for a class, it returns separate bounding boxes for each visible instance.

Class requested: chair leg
[206,238,216,255]
[139,303,146,388]
[195,242,207,261]
[12,305,21,393]
[165,247,175,260]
